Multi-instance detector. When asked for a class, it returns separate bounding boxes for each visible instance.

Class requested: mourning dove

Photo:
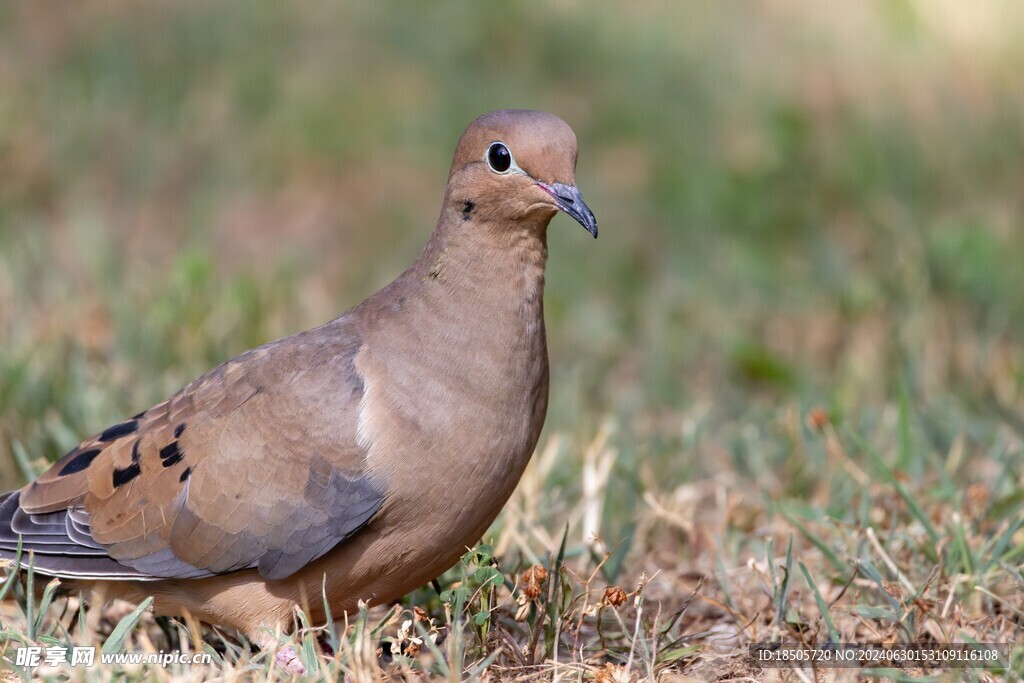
[0,110,596,645]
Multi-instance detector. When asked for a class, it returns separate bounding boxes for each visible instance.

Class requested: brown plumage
[0,110,596,644]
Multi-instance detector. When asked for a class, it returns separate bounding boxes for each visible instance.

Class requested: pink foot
[275,646,306,675]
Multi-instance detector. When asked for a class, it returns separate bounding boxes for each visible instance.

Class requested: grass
[2,1,1024,680]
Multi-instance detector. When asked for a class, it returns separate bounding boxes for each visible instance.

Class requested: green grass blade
[33,578,62,638]
[774,536,794,629]
[11,440,40,481]
[715,547,736,613]
[322,573,339,655]
[951,514,975,576]
[24,553,35,641]
[897,378,912,474]
[0,536,23,603]
[798,561,839,642]
[78,596,88,640]
[416,618,451,679]
[853,605,898,621]
[856,559,901,610]
[848,430,939,546]
[778,505,846,573]
[544,522,570,657]
[295,607,318,674]
[101,596,154,655]
[983,515,1024,572]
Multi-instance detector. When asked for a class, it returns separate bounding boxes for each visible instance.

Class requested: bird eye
[486,142,512,173]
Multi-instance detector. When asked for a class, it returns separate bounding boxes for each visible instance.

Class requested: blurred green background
[1,1,1022,574]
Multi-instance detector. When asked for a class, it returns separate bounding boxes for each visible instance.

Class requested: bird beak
[539,182,598,238]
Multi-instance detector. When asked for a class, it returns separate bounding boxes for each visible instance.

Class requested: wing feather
[0,321,384,581]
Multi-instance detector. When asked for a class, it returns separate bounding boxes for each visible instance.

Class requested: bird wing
[0,321,384,581]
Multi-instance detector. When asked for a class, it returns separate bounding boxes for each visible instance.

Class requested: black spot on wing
[98,420,139,442]
[462,199,475,220]
[160,442,183,468]
[112,462,142,488]
[131,440,141,463]
[174,423,186,438]
[58,449,102,476]
[131,410,147,419]
[179,466,192,483]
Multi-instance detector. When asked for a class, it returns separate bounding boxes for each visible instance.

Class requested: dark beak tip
[548,182,598,240]
[581,212,598,239]
[582,217,598,239]
[571,211,598,239]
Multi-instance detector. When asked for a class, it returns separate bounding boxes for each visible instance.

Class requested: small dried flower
[806,407,830,432]
[523,583,541,601]
[882,581,903,601]
[964,482,989,518]
[523,565,547,586]
[603,585,627,607]
[595,662,631,683]
[392,618,426,656]
[413,606,429,622]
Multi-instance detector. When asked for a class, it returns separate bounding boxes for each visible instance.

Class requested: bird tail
[0,490,155,581]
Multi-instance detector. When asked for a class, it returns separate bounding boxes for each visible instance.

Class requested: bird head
[446,110,598,238]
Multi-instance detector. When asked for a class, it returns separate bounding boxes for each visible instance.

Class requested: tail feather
[0,489,157,581]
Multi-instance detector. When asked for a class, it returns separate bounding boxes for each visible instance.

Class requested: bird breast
[353,237,549,528]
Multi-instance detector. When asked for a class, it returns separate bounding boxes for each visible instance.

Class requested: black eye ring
[486,142,512,173]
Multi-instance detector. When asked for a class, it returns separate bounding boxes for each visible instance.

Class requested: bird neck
[349,208,554,551]
[410,204,552,309]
